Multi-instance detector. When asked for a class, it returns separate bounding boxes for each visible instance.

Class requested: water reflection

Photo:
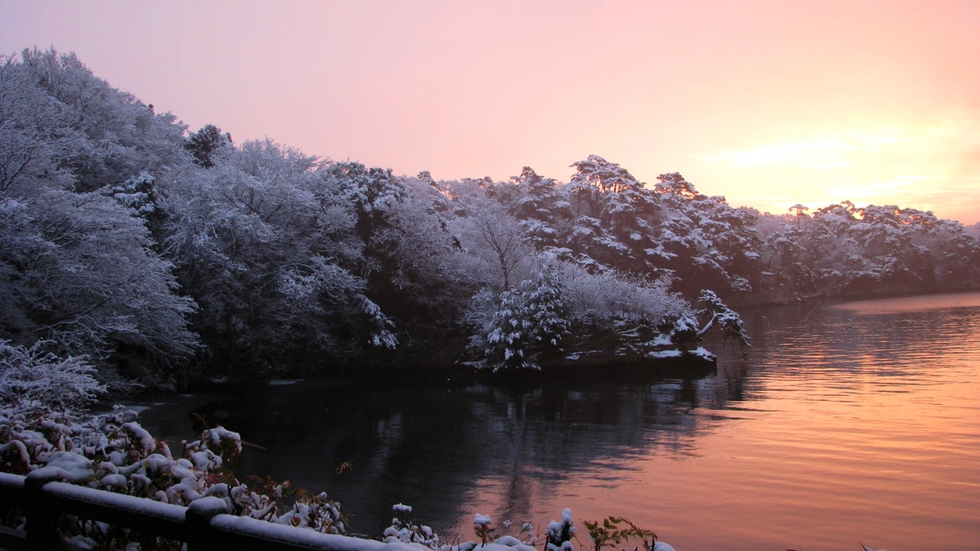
[140,376,723,536]
[138,292,980,551]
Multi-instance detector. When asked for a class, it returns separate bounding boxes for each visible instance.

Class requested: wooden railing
[0,468,392,551]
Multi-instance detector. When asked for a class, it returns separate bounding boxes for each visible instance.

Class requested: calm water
[138,292,980,551]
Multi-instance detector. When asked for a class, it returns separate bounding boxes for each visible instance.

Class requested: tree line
[2,49,978,390]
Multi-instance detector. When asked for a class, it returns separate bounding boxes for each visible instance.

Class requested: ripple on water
[136,293,980,551]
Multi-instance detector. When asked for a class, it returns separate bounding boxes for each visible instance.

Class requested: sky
[2,0,979,224]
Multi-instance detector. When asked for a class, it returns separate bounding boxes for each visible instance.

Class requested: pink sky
[3,0,979,224]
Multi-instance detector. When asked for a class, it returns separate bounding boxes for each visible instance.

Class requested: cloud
[700,129,915,170]
[693,116,980,223]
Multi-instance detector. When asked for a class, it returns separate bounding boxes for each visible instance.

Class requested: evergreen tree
[184,124,232,168]
[472,271,570,371]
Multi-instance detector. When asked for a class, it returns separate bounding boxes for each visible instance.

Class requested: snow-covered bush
[553,263,688,327]
[656,290,749,351]
[383,503,440,547]
[695,290,750,348]
[463,261,735,368]
[546,508,576,551]
[468,271,570,371]
[0,403,348,548]
[656,312,702,350]
[0,340,105,415]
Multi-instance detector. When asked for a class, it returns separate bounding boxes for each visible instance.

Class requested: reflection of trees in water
[760,304,980,376]
[450,380,710,531]
[695,303,783,408]
[166,376,719,536]
[473,380,705,466]
[700,359,752,408]
[134,297,980,541]
[698,298,980,406]
[143,300,891,536]
[317,296,975,538]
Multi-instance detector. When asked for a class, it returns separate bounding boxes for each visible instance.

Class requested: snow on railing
[0,469,410,551]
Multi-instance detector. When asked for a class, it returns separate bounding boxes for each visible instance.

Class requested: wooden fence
[0,468,392,551]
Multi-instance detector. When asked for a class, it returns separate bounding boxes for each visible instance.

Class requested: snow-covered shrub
[458,514,539,551]
[0,340,105,415]
[554,263,688,327]
[656,312,702,350]
[272,488,346,534]
[546,508,576,551]
[383,503,440,547]
[473,513,497,544]
[0,403,349,548]
[468,271,570,371]
[696,290,749,348]
[655,290,749,351]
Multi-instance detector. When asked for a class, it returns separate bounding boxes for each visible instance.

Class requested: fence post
[24,467,64,551]
[185,496,228,550]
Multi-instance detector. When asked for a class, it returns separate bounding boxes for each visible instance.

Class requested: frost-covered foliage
[554,263,687,327]
[384,503,440,547]
[16,49,186,192]
[0,340,104,415]
[486,158,764,298]
[0,50,195,387]
[158,145,401,374]
[3,46,978,383]
[0,188,197,386]
[0,403,350,549]
[462,256,716,369]
[1,400,683,551]
[654,290,748,352]
[756,202,980,301]
[329,166,470,352]
[546,508,576,551]
[695,290,749,348]
[469,271,570,371]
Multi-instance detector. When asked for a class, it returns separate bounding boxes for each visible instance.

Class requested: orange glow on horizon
[2,0,979,224]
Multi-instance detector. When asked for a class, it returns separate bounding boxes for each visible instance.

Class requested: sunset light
[2,0,978,224]
[2,4,980,550]
[699,118,980,217]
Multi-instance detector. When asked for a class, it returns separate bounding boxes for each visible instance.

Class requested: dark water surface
[138,292,980,550]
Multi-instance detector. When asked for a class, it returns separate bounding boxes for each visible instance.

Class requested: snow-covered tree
[755,201,980,301]
[469,271,570,371]
[18,48,186,192]
[157,142,399,375]
[184,123,232,168]
[6,46,980,383]
[0,54,83,195]
[0,190,198,386]
[695,290,749,347]
[443,178,537,292]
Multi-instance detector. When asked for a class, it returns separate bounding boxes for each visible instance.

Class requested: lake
[137,292,980,551]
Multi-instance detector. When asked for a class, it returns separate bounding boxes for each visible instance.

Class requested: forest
[2,48,980,393]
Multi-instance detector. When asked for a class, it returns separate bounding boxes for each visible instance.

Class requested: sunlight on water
[829,291,980,314]
[446,293,980,551]
[138,293,980,551]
